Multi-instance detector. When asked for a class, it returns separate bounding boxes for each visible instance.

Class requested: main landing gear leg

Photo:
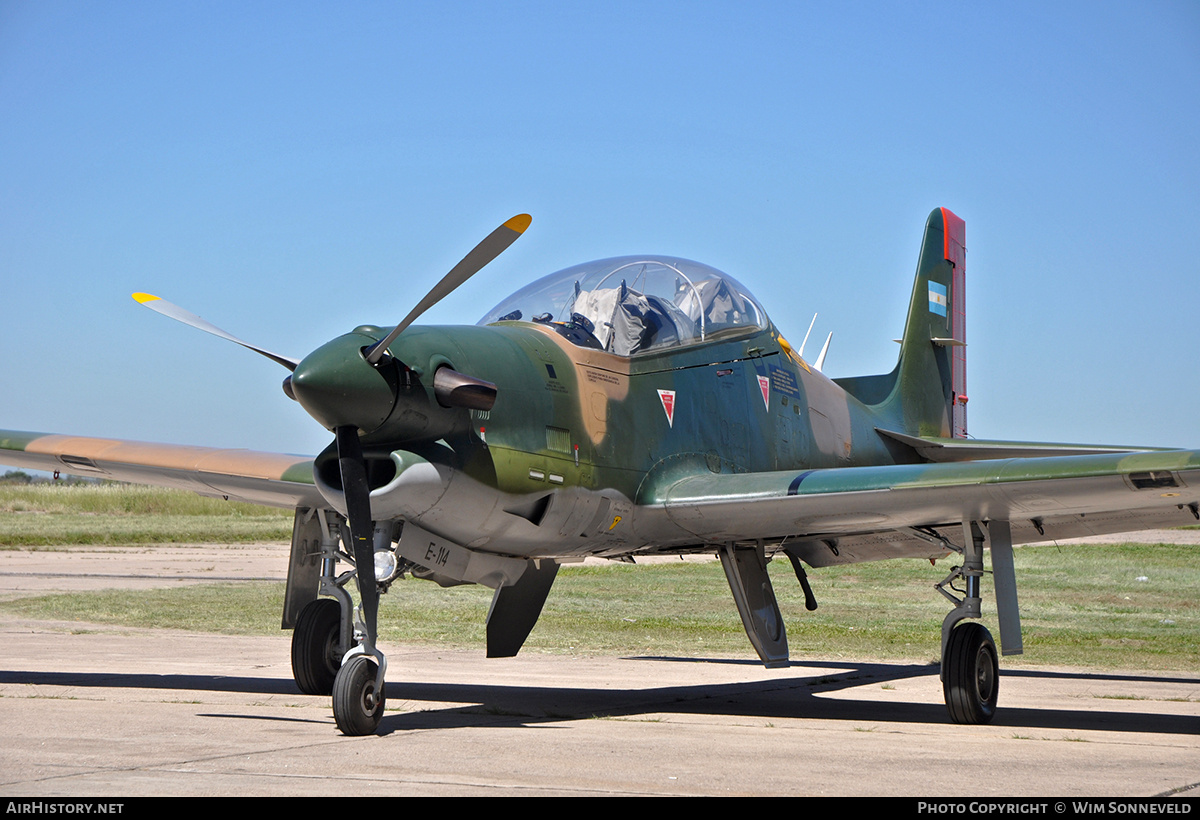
[935,520,999,724]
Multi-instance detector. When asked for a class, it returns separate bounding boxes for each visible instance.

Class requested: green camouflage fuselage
[311,318,929,558]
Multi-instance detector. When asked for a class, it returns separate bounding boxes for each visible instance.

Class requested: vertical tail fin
[836,208,966,437]
[898,206,966,437]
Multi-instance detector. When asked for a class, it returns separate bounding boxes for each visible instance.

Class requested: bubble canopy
[479,256,771,357]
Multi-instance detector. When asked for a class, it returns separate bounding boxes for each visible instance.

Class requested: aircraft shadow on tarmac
[2,656,1196,737]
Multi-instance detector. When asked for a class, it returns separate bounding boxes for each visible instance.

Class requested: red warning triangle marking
[657,389,676,427]
[757,375,770,410]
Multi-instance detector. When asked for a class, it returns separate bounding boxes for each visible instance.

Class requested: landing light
[374,549,400,583]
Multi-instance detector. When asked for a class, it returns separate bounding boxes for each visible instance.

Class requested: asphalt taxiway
[0,543,1197,797]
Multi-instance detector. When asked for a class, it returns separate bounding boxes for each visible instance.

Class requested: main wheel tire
[332,654,385,736]
[292,598,342,696]
[943,622,999,724]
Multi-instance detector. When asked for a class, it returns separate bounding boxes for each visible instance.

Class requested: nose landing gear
[333,653,387,736]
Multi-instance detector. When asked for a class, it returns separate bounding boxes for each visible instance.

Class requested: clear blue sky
[2,1,1197,457]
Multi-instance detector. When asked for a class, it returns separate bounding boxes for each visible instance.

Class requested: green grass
[0,484,292,546]
[1,546,1195,670]
[0,484,1196,670]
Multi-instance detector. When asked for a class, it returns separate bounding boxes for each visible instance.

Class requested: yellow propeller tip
[504,214,532,234]
[131,292,160,304]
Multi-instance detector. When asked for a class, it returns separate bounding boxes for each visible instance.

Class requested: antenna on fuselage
[798,313,818,358]
[814,332,832,372]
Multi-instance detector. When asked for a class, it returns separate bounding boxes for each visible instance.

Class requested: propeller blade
[335,425,378,641]
[132,292,301,371]
[433,367,498,411]
[365,214,532,365]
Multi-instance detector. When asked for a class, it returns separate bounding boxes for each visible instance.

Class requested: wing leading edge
[0,429,321,509]
[648,449,1200,566]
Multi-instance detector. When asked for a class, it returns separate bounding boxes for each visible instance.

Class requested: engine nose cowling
[289,330,399,435]
[291,324,499,444]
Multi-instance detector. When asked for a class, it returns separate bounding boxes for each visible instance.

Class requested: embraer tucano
[4,208,1196,734]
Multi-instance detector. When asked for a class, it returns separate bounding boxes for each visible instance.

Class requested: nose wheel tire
[943,622,999,724]
[333,654,385,735]
[291,598,343,696]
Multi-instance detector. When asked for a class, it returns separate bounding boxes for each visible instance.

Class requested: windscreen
[479,256,769,356]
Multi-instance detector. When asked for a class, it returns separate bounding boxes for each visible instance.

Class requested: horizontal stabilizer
[876,428,1165,463]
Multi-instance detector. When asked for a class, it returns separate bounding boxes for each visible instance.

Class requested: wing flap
[0,429,321,509]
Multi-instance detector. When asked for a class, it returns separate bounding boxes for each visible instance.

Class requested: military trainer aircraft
[3,208,1198,735]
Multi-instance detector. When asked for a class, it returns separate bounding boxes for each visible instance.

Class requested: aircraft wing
[648,449,1200,567]
[0,429,322,509]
